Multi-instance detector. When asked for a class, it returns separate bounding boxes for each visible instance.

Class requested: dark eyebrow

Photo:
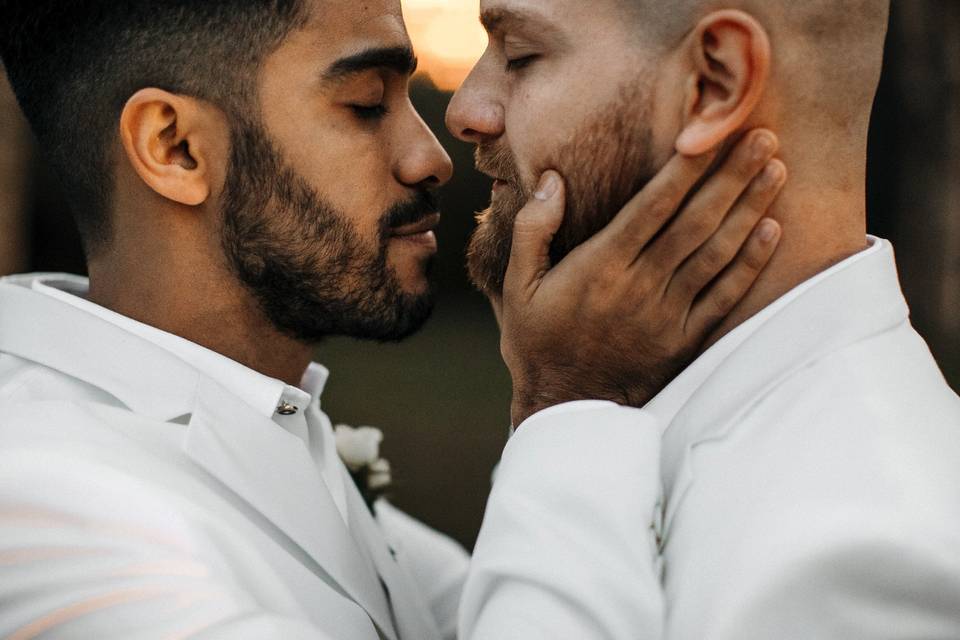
[323,45,418,82]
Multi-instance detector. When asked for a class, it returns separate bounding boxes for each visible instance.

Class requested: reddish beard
[466,81,657,297]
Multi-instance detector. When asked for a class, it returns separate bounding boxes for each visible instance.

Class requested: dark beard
[467,81,657,296]
[220,117,437,343]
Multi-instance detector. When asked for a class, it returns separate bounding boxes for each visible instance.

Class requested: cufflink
[276,400,299,416]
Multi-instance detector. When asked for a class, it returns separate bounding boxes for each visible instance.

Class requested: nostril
[460,128,486,143]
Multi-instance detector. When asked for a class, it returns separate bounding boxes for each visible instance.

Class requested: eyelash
[505,55,538,72]
[352,104,389,121]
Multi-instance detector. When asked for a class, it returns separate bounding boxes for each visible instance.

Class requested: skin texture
[466,79,657,295]
[87,0,452,385]
[447,0,889,421]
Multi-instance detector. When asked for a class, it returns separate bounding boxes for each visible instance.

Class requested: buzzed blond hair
[626,0,890,132]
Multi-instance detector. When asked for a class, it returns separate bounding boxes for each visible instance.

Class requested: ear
[675,10,771,155]
[119,88,214,206]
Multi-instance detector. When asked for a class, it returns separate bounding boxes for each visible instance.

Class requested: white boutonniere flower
[335,424,392,511]
[335,425,383,471]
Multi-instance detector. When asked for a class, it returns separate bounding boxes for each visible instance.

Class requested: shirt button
[276,401,299,416]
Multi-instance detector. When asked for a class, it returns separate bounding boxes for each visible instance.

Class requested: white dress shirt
[32,274,351,526]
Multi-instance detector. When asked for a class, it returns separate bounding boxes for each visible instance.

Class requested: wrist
[511,379,630,427]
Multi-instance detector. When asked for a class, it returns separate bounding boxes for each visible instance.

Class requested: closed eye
[352,104,389,121]
[505,55,538,72]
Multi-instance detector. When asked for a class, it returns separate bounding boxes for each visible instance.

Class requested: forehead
[303,0,410,52]
[479,0,620,33]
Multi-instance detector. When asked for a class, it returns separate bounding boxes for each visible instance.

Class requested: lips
[390,212,441,237]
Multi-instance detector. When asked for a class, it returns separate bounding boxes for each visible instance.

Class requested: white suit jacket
[0,275,467,640]
[462,238,960,638]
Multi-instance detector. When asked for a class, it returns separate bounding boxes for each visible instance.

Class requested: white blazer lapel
[341,468,442,640]
[661,242,910,530]
[183,377,398,640]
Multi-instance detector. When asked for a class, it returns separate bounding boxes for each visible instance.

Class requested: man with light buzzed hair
[448,0,960,637]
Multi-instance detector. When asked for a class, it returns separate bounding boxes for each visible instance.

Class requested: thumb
[504,171,566,298]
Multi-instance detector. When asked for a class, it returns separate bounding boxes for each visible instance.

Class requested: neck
[702,177,869,351]
[87,256,313,387]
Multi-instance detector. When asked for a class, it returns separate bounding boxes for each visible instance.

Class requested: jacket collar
[0,275,200,421]
[660,239,910,531]
[0,274,399,639]
[184,378,399,640]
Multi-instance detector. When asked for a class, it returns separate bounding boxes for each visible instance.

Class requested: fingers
[685,218,781,336]
[666,159,786,304]
[595,146,720,258]
[640,130,779,275]
[503,171,566,301]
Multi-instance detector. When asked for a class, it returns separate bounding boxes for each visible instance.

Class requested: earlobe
[675,10,770,156]
[119,88,210,206]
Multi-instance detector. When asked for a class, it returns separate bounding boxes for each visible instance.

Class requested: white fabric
[461,401,665,639]
[0,274,468,640]
[29,273,350,526]
[646,235,883,429]
[461,237,960,639]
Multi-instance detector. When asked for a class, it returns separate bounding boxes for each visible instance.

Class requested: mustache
[475,143,523,186]
[385,189,441,228]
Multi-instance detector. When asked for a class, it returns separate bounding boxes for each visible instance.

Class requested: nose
[446,62,504,144]
[395,106,453,190]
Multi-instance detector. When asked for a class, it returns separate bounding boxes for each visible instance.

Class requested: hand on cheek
[501,129,784,427]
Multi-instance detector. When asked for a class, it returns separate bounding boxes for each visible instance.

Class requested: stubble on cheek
[467,78,658,296]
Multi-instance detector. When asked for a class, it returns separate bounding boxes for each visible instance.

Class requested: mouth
[389,212,441,250]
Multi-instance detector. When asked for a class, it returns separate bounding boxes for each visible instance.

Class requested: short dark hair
[0,0,307,256]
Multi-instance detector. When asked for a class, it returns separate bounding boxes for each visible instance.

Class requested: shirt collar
[646,235,884,430]
[28,275,327,420]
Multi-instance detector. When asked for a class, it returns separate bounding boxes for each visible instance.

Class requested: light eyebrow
[480,7,564,40]
[323,45,419,82]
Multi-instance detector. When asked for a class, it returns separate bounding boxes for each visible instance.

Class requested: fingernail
[534,172,559,201]
[753,132,775,161]
[759,161,784,187]
[757,219,779,242]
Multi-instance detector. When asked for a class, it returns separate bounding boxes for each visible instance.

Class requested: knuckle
[711,287,740,315]
[687,215,716,240]
[647,193,677,221]
[675,275,700,303]
[512,214,542,237]
[699,241,731,272]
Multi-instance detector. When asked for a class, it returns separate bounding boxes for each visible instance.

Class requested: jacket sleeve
[459,401,665,640]
[0,448,347,640]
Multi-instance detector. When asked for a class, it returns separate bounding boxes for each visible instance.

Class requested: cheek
[503,75,606,186]
[503,100,557,189]
[292,135,396,239]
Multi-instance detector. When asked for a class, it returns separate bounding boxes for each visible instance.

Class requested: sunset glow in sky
[402,0,488,90]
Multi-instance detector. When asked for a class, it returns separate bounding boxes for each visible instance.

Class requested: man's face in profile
[447,0,673,295]
[220,0,453,343]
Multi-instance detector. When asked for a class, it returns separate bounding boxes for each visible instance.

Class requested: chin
[388,254,434,293]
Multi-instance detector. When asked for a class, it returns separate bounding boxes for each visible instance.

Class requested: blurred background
[0,1,958,549]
